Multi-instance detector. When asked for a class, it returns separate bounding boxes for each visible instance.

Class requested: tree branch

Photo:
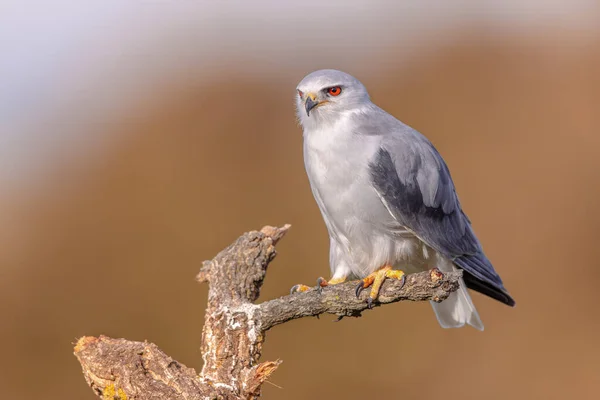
[74,225,460,399]
[257,267,459,331]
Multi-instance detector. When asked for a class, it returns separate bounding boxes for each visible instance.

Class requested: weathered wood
[74,336,213,399]
[74,225,461,399]
[257,268,460,331]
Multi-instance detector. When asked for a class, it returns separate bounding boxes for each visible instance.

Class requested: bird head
[295,69,370,128]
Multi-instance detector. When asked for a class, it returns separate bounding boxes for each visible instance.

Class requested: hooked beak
[305,93,319,116]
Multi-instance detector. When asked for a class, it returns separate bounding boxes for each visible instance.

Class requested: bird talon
[356,266,405,306]
[399,274,406,289]
[290,284,311,294]
[292,276,347,295]
[355,281,365,298]
[316,277,327,294]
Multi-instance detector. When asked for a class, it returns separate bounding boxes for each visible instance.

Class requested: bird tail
[430,262,484,331]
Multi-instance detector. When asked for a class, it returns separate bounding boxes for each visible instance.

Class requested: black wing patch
[369,147,479,256]
[369,146,514,306]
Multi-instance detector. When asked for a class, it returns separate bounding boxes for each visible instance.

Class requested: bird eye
[297,90,304,98]
[327,86,342,96]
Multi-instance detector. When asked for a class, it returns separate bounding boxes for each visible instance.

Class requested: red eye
[297,90,303,98]
[327,86,342,96]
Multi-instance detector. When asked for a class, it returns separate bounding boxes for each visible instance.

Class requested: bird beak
[305,93,319,116]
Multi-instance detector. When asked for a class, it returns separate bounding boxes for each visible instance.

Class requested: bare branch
[74,225,460,400]
[257,269,460,331]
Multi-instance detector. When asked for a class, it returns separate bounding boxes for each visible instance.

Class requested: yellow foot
[316,276,347,294]
[355,266,405,309]
[290,284,312,294]
[290,276,347,295]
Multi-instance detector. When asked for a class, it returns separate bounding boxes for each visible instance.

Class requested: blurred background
[1,1,599,399]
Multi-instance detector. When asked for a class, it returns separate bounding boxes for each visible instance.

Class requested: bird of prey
[291,69,515,330]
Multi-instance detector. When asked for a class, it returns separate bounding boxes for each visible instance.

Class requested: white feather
[430,257,484,331]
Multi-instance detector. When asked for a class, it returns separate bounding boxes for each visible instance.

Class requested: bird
[290,69,515,330]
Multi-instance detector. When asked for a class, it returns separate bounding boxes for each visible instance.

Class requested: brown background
[1,27,600,399]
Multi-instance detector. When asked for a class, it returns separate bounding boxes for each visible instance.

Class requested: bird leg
[290,276,347,295]
[355,265,405,309]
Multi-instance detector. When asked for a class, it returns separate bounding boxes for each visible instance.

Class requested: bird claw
[398,274,407,290]
[292,276,346,295]
[355,281,366,298]
[290,284,311,294]
[316,277,327,295]
[354,266,405,308]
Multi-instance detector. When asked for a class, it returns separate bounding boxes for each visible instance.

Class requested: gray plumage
[296,69,514,330]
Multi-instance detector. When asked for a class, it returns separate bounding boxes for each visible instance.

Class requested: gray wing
[368,126,514,306]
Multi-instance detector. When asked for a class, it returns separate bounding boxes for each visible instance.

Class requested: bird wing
[367,122,514,305]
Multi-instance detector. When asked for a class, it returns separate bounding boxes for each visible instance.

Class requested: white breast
[303,113,428,278]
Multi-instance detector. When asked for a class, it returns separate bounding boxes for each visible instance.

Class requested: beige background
[1,3,600,399]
